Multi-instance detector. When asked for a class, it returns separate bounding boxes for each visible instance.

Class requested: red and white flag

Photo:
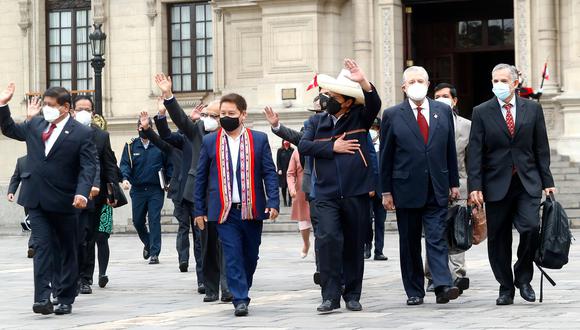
[542,61,550,81]
[306,74,318,91]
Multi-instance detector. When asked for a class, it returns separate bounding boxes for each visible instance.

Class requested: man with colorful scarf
[298,58,381,313]
[192,92,279,317]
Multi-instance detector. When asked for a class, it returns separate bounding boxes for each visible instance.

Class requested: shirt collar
[408,98,429,111]
[498,95,516,109]
[50,114,70,129]
[225,127,245,142]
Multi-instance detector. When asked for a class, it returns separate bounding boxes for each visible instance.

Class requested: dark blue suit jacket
[0,108,97,214]
[380,98,459,208]
[194,129,279,221]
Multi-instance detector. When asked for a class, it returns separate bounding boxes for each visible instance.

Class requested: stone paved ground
[0,231,579,330]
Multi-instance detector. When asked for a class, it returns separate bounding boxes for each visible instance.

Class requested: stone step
[551,161,577,168]
[564,173,580,181]
[551,167,580,174]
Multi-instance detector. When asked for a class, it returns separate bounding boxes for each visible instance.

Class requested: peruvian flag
[306,74,318,91]
[542,61,550,81]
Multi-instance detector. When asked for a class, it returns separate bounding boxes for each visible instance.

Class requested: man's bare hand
[469,190,484,207]
[333,133,360,154]
[263,106,280,128]
[72,195,87,209]
[7,193,15,202]
[382,193,395,210]
[344,58,372,92]
[0,82,15,106]
[27,96,42,120]
[190,103,204,121]
[266,208,279,221]
[195,216,208,230]
[544,187,557,196]
[139,111,150,130]
[154,73,173,99]
[157,97,167,116]
[122,180,131,190]
[289,189,297,198]
[369,191,376,198]
[89,187,100,200]
[449,187,460,201]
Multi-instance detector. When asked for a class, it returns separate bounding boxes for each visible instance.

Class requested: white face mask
[201,116,219,132]
[74,110,92,126]
[435,97,453,108]
[406,83,428,102]
[43,105,62,123]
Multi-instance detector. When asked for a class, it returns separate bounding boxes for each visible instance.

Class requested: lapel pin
[64,130,70,134]
[434,114,438,119]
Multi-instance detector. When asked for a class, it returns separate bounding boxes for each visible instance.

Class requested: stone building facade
[1,0,579,229]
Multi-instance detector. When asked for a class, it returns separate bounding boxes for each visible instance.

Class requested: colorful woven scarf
[216,127,257,223]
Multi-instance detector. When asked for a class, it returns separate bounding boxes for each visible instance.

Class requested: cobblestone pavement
[0,231,578,329]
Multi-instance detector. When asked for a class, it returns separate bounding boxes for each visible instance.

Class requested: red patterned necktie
[416,106,429,144]
[42,123,57,142]
[504,103,515,137]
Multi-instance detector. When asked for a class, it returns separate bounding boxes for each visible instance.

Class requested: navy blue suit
[364,133,387,256]
[380,98,459,298]
[0,108,97,306]
[194,128,278,306]
[298,86,381,304]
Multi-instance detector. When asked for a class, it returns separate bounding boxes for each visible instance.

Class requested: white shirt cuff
[164,96,174,101]
[75,195,88,203]
[272,123,281,132]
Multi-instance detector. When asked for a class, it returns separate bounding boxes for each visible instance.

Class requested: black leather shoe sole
[454,277,470,291]
[345,301,362,311]
[54,304,72,315]
[373,254,389,261]
[179,263,188,272]
[436,287,460,304]
[234,304,249,316]
[149,257,159,264]
[197,285,206,295]
[203,295,219,302]
[496,296,514,305]
[313,272,321,285]
[221,293,234,302]
[32,301,54,315]
[27,248,35,258]
[143,247,150,260]
[317,301,340,313]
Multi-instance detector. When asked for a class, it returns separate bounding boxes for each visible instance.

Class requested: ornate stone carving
[382,6,394,106]
[515,0,531,85]
[93,0,106,24]
[17,0,31,32]
[146,0,157,22]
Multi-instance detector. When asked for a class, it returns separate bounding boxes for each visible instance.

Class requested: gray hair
[492,64,518,81]
[402,66,429,84]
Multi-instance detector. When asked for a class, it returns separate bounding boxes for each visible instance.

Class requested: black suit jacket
[467,96,554,202]
[143,126,183,201]
[0,107,97,214]
[8,155,27,206]
[91,125,119,204]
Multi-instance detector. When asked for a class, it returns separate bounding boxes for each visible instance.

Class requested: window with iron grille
[169,2,213,92]
[46,0,92,91]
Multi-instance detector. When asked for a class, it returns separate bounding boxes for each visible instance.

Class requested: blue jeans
[130,186,164,257]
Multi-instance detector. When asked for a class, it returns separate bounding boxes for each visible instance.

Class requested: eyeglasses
[200,113,220,119]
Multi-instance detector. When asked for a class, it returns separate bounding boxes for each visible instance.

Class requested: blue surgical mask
[492,82,512,101]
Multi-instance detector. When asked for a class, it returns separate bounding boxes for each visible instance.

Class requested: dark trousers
[201,221,229,295]
[308,197,320,272]
[313,194,369,303]
[174,200,203,284]
[396,186,453,298]
[29,208,78,305]
[365,194,386,255]
[217,209,263,306]
[485,175,541,297]
[130,186,164,257]
[79,202,104,284]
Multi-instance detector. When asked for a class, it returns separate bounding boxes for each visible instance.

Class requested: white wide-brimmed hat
[317,69,365,104]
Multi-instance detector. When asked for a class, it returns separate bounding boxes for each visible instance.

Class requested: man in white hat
[299,58,381,313]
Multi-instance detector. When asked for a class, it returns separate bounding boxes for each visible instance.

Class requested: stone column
[377,0,404,107]
[536,0,559,93]
[352,0,372,77]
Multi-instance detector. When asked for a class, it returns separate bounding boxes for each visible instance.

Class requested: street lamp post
[89,23,107,116]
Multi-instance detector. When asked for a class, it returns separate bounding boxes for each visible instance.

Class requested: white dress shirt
[498,96,517,124]
[44,115,70,156]
[408,99,430,126]
[226,131,242,203]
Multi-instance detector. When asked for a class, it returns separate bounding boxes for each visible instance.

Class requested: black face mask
[220,116,240,132]
[326,97,342,115]
[138,130,147,139]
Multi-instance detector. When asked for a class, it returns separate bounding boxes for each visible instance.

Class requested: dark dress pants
[174,200,203,284]
[29,208,79,305]
[396,186,453,298]
[485,175,541,297]
[308,196,320,272]
[314,194,369,303]
[217,209,263,306]
[371,194,386,255]
[201,221,229,295]
[130,186,164,257]
[80,202,104,285]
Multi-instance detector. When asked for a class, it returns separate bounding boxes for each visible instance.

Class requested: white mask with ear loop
[74,111,93,126]
[435,97,453,108]
[43,106,61,123]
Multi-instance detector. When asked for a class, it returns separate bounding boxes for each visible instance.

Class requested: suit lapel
[514,97,527,137]
[488,97,511,139]
[427,99,439,147]
[400,101,424,144]
[46,117,74,159]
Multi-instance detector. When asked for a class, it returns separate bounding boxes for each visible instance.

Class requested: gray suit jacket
[454,114,471,198]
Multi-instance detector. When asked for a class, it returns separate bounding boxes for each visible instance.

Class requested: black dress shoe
[518,283,536,302]
[32,300,53,315]
[98,275,109,288]
[204,293,219,302]
[317,300,340,313]
[80,282,92,294]
[454,277,470,291]
[313,272,321,285]
[364,246,371,259]
[143,246,150,260]
[496,294,514,305]
[179,262,188,272]
[406,297,424,306]
[54,303,72,315]
[435,286,460,304]
[426,280,435,292]
[221,291,234,302]
[27,248,35,259]
[345,300,362,311]
[373,254,388,261]
[234,303,249,316]
[149,256,159,264]
[197,283,206,294]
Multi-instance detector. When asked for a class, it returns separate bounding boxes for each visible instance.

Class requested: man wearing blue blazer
[0,84,97,315]
[380,66,461,306]
[192,92,279,317]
